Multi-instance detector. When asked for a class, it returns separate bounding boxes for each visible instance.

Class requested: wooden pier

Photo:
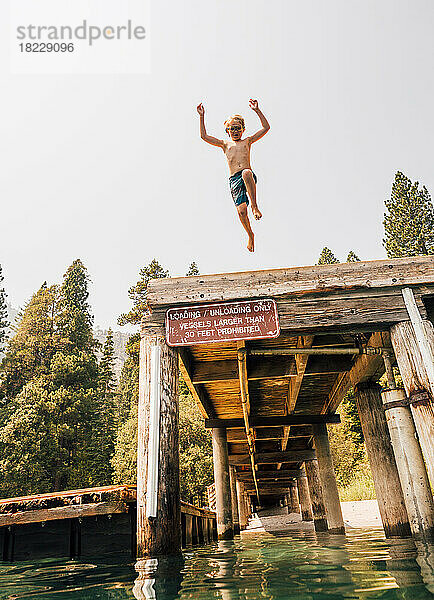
[138,255,434,556]
[0,486,216,561]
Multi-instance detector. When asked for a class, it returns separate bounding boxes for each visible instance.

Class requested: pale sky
[1,0,433,330]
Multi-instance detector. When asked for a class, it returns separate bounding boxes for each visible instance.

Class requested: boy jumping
[197,99,270,252]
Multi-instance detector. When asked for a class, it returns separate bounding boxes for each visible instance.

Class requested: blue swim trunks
[229,170,257,206]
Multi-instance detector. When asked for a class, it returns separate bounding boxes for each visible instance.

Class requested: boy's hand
[249,99,259,111]
[197,103,205,116]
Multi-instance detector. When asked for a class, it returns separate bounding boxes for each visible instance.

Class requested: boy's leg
[242,169,262,220]
[237,203,255,252]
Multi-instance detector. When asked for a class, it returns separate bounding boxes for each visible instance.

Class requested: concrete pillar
[305,459,328,532]
[312,423,345,534]
[289,480,300,514]
[236,481,247,530]
[212,428,234,540]
[229,466,240,534]
[297,473,313,521]
[382,388,434,541]
[137,330,180,558]
[391,320,434,486]
[354,381,411,538]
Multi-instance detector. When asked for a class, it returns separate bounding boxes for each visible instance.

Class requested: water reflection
[133,556,184,600]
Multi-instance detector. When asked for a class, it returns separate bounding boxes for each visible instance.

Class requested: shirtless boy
[197,99,270,252]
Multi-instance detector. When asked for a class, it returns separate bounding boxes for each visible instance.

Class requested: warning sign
[165,299,280,346]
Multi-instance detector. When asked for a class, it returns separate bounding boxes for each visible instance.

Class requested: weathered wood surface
[147,256,434,308]
[324,332,388,414]
[304,459,328,532]
[179,348,216,418]
[288,481,300,513]
[212,428,234,540]
[312,423,345,534]
[229,466,240,534]
[137,333,181,558]
[235,469,301,480]
[391,320,434,486]
[297,475,313,521]
[354,382,410,538]
[236,481,247,529]
[0,501,127,527]
[181,502,216,519]
[206,415,340,428]
[191,354,353,384]
[229,450,315,465]
[383,388,434,541]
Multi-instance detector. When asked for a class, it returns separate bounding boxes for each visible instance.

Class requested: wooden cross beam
[229,450,316,465]
[235,469,301,479]
[205,415,340,428]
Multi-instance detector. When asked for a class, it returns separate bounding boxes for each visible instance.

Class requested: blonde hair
[224,114,245,133]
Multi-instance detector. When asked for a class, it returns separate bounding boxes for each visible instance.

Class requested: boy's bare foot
[252,207,262,220]
[247,234,255,252]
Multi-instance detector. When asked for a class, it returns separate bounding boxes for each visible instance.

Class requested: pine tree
[57,259,94,351]
[186,262,200,276]
[383,171,434,257]
[317,247,339,265]
[0,265,8,355]
[118,259,169,326]
[0,283,58,401]
[99,328,116,397]
[346,251,360,262]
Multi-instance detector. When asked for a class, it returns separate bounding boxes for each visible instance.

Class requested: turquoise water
[0,529,433,599]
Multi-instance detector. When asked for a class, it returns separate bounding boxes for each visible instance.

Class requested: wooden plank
[236,470,301,479]
[282,336,314,454]
[229,450,316,465]
[181,502,215,519]
[0,501,127,527]
[147,256,434,308]
[205,415,340,428]
[191,355,353,384]
[0,485,136,507]
[179,348,216,418]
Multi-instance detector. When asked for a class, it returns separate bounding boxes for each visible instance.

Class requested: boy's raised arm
[248,99,270,143]
[197,103,225,148]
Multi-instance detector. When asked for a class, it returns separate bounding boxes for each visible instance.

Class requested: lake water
[0,528,433,599]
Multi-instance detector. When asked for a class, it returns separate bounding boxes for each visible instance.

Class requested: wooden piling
[297,473,313,521]
[354,381,411,538]
[289,481,300,514]
[305,459,328,532]
[382,388,434,541]
[212,428,234,540]
[312,424,345,534]
[136,329,181,558]
[229,466,240,534]
[236,481,247,530]
[391,319,434,486]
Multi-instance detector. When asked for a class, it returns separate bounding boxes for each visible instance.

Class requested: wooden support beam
[137,329,181,558]
[382,388,434,541]
[305,459,328,532]
[297,474,313,521]
[236,469,301,480]
[179,348,215,418]
[0,501,127,528]
[205,415,340,428]
[211,428,234,540]
[391,318,434,487]
[237,343,260,502]
[323,331,388,414]
[354,382,411,538]
[282,336,314,456]
[229,450,315,465]
[312,423,345,534]
[191,355,353,384]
